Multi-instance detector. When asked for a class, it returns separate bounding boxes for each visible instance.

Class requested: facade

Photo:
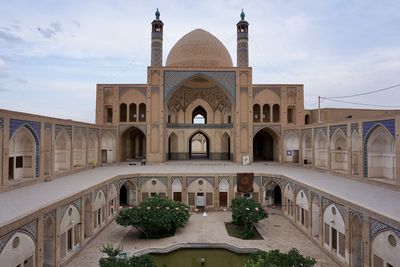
[0,10,399,267]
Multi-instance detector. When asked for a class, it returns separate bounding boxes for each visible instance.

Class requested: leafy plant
[116,196,190,239]
[231,197,266,239]
[99,244,157,267]
[244,248,316,267]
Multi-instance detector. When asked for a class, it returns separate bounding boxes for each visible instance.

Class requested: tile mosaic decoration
[349,208,363,222]
[139,176,168,188]
[322,197,345,218]
[0,220,37,253]
[329,124,347,137]
[9,119,41,177]
[164,71,236,101]
[362,119,395,177]
[370,217,400,240]
[186,176,215,187]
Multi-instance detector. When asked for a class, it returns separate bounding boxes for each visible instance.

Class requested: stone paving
[67,211,338,267]
[1,162,400,227]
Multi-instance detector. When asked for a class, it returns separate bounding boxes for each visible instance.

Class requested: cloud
[16,78,28,84]
[0,29,23,43]
[38,21,62,38]
[73,20,80,28]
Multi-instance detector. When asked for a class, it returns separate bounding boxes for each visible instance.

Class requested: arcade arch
[315,130,328,168]
[330,129,348,173]
[120,126,146,161]
[367,126,395,179]
[101,133,116,163]
[0,232,35,267]
[284,183,294,216]
[296,190,309,228]
[43,217,55,267]
[60,205,80,258]
[55,129,71,173]
[263,181,282,207]
[323,204,346,261]
[284,133,299,163]
[88,133,99,165]
[9,126,36,180]
[73,130,86,168]
[372,231,400,267]
[253,127,279,161]
[172,178,182,202]
[189,131,209,159]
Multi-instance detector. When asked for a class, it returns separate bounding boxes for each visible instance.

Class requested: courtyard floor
[66,211,338,267]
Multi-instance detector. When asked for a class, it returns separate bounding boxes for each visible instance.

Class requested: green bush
[231,197,266,238]
[99,244,157,267]
[244,248,316,267]
[116,196,190,239]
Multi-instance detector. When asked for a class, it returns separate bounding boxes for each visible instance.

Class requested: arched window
[287,106,295,124]
[119,103,127,122]
[129,103,137,122]
[192,106,207,124]
[263,104,270,122]
[305,114,310,125]
[253,104,260,123]
[273,104,280,122]
[139,103,146,122]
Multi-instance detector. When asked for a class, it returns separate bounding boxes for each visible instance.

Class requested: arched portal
[43,217,55,267]
[264,182,281,207]
[9,126,36,180]
[119,184,128,206]
[284,133,300,163]
[101,133,116,163]
[192,106,207,124]
[120,127,146,162]
[189,131,209,159]
[172,178,182,202]
[221,132,231,160]
[253,128,278,161]
[350,216,363,267]
[311,197,320,238]
[168,132,178,160]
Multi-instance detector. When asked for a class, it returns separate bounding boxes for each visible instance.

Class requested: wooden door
[173,192,182,202]
[101,150,107,163]
[219,192,227,207]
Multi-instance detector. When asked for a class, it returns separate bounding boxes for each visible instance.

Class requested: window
[206,192,213,206]
[106,107,113,123]
[301,208,305,225]
[332,228,338,251]
[273,104,280,122]
[16,156,23,168]
[324,223,330,244]
[188,192,195,206]
[150,192,158,197]
[339,232,345,257]
[253,104,260,123]
[97,209,101,226]
[110,199,114,215]
[129,103,137,122]
[139,103,146,122]
[192,106,207,124]
[243,192,251,199]
[305,114,310,125]
[67,228,73,251]
[287,107,295,123]
[263,104,270,122]
[228,116,231,123]
[119,103,127,122]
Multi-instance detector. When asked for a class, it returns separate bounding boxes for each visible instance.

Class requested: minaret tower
[151,8,164,67]
[236,9,249,67]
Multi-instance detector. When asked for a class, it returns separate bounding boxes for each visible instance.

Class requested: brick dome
[166,29,233,68]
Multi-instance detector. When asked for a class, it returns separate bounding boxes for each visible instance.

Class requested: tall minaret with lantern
[151,8,164,66]
[237,9,249,67]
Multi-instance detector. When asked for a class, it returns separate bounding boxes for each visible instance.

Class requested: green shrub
[116,196,190,239]
[231,197,266,238]
[244,248,316,267]
[99,244,157,267]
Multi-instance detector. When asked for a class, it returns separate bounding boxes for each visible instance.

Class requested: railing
[166,153,233,161]
[166,123,233,129]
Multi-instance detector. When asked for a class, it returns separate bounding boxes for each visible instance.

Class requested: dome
[166,29,233,68]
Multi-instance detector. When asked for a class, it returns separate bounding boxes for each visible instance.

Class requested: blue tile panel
[164,71,236,101]
[370,217,400,241]
[9,119,41,177]
[362,119,395,177]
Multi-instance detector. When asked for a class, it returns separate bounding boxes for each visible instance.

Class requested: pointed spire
[240,9,245,21]
[155,8,160,20]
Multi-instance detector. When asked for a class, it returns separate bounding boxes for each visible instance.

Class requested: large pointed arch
[189,130,210,159]
[120,126,146,162]
[55,128,71,173]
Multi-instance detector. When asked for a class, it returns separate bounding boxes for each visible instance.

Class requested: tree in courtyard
[244,248,316,267]
[99,244,157,267]
[231,197,267,239]
[116,196,190,239]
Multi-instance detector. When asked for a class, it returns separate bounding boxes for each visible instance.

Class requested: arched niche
[44,216,55,267]
[73,130,86,168]
[323,204,346,261]
[284,133,300,163]
[141,179,167,201]
[263,181,282,207]
[168,132,178,160]
[221,132,231,160]
[372,230,400,267]
[44,128,52,176]
[314,130,328,168]
[296,190,309,227]
[88,133,99,165]
[367,126,395,179]
[172,178,182,202]
[302,133,312,164]
[0,232,35,267]
[351,130,361,175]
[55,129,71,173]
[350,216,363,267]
[9,126,36,180]
[284,183,294,216]
[60,205,80,258]
[253,127,280,162]
[93,189,106,229]
[101,133,116,163]
[120,126,146,161]
[330,129,348,173]
[311,196,320,238]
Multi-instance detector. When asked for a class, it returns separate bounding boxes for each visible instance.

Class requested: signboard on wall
[237,173,254,193]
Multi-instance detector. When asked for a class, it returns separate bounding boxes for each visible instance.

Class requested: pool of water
[151,248,250,267]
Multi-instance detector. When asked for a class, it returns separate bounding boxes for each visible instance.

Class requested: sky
[0,0,400,123]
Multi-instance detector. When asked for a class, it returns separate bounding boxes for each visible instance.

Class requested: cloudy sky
[0,0,399,123]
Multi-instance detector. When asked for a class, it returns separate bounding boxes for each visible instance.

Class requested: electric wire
[320,97,400,109]
[322,83,400,99]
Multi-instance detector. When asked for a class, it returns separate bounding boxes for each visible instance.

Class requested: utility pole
[318,96,321,122]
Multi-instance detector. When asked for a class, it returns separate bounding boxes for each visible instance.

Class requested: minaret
[237,9,249,67]
[151,8,164,67]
